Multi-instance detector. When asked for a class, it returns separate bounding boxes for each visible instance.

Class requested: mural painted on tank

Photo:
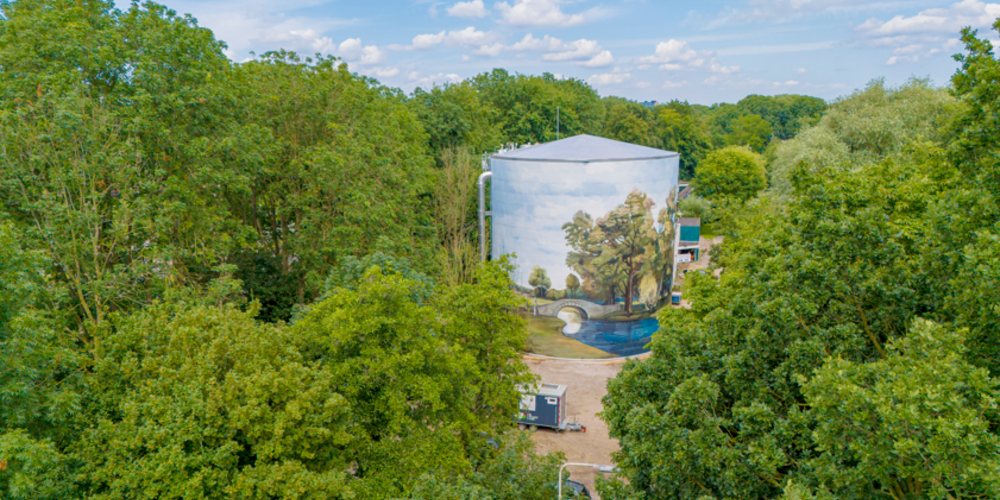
[490,145,680,357]
[519,189,676,309]
[562,189,675,315]
[519,190,677,358]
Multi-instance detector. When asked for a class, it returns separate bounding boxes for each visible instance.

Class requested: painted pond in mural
[556,309,657,357]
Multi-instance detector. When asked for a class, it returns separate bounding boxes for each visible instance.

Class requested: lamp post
[558,462,618,500]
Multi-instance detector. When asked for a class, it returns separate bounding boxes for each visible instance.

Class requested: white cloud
[543,39,601,61]
[638,64,651,70]
[473,42,506,56]
[849,1,1000,64]
[588,72,631,85]
[448,26,501,47]
[797,67,807,73]
[389,26,502,51]
[785,80,799,85]
[893,44,924,54]
[494,0,586,27]
[581,50,614,67]
[886,55,919,65]
[338,38,364,59]
[352,65,400,78]
[410,72,464,87]
[164,1,359,60]
[663,80,685,88]
[710,62,740,73]
[638,40,708,70]
[857,0,1000,38]
[448,0,490,18]
[255,29,338,55]
[709,0,886,27]
[635,81,651,88]
[855,0,1000,58]
[503,34,611,65]
[338,38,386,65]
[511,33,566,52]
[638,39,742,76]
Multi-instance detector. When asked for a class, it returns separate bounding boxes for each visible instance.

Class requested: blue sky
[144,0,1000,104]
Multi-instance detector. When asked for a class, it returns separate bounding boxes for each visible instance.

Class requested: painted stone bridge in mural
[534,298,621,320]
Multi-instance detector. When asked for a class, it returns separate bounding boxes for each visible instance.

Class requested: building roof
[492,134,678,163]
[678,217,701,227]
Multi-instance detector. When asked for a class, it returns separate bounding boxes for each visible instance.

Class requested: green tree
[0,222,85,500]
[292,261,533,499]
[655,102,713,180]
[434,258,535,431]
[800,320,1000,500]
[79,301,352,500]
[678,195,713,222]
[470,69,605,145]
[432,148,483,287]
[0,0,241,332]
[411,433,563,500]
[528,266,552,297]
[691,146,767,202]
[218,51,438,319]
[736,94,827,140]
[770,78,956,193]
[601,98,658,147]
[601,153,945,500]
[728,113,773,152]
[408,83,504,157]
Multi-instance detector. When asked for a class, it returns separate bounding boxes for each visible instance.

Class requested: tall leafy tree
[655,101,713,180]
[692,146,767,202]
[601,153,948,499]
[470,69,605,144]
[601,98,659,147]
[215,51,438,318]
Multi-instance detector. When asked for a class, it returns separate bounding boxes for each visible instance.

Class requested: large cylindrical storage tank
[490,134,680,358]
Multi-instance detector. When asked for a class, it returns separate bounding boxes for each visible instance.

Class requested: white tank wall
[490,155,680,298]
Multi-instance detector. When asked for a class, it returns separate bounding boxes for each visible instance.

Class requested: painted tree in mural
[563,190,670,314]
[565,274,581,298]
[564,212,623,304]
[528,265,552,297]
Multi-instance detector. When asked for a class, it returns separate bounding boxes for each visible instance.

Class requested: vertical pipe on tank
[478,171,492,261]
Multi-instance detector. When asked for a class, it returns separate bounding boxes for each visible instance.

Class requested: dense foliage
[0,1,559,498]
[411,75,824,180]
[601,18,1000,500]
[13,0,987,499]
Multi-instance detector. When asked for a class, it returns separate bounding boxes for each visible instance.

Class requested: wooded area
[602,20,1000,500]
[3,0,1000,499]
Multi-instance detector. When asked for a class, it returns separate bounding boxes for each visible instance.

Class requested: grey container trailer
[516,383,585,432]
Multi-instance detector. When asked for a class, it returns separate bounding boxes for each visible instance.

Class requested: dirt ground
[523,354,648,499]
[675,235,724,308]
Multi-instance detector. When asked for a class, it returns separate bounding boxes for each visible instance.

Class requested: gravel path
[523,354,648,499]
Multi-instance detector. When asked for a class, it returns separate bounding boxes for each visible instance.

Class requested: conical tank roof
[492,134,678,163]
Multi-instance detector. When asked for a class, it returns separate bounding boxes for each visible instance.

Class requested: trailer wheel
[529,425,538,432]
[518,424,527,431]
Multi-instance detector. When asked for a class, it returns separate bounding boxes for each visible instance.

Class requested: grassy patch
[602,309,657,322]
[523,314,615,359]
[700,222,718,240]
